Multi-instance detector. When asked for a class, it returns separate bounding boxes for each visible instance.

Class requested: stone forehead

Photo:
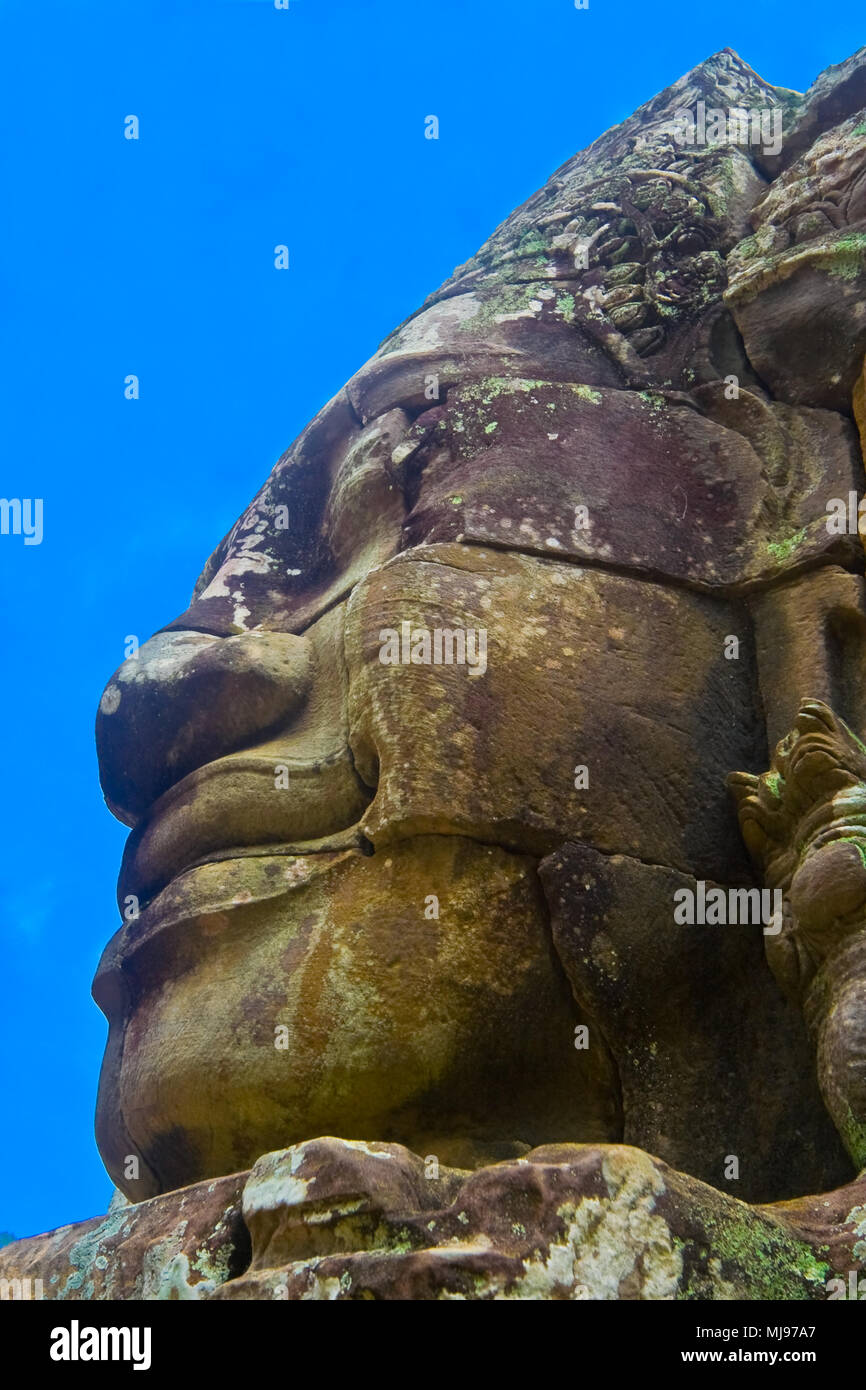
[165,45,864,644]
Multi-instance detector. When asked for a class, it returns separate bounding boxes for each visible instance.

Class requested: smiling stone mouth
[117,747,373,910]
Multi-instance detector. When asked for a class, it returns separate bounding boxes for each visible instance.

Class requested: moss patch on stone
[767,528,807,561]
[824,233,866,282]
[681,1210,831,1300]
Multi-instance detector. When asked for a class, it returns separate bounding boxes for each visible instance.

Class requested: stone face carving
[90,48,866,1221]
[6,46,866,1300]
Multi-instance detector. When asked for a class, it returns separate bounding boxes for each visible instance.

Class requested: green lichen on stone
[459,376,550,406]
[852,123,866,136]
[767,527,807,561]
[847,1203,866,1263]
[839,1102,866,1170]
[683,1210,831,1300]
[570,385,602,404]
[384,1224,418,1256]
[484,421,499,434]
[153,1252,201,1301]
[842,723,866,758]
[61,1209,132,1299]
[456,282,541,335]
[834,836,866,870]
[191,1235,235,1286]
[517,231,547,257]
[824,233,866,282]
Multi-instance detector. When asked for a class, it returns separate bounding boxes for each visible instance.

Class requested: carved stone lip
[94,839,366,1017]
[109,834,358,956]
[115,748,371,910]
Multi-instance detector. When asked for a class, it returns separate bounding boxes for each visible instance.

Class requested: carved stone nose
[96,629,312,823]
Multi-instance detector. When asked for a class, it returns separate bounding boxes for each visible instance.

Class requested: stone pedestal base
[2,1139,864,1300]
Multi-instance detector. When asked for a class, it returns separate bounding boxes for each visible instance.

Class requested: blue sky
[0,0,861,1239]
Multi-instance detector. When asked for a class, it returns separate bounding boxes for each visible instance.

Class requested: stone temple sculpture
[4,46,866,1301]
